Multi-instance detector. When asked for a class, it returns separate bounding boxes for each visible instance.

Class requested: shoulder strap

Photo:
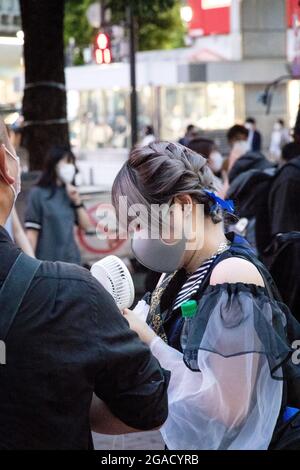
[231,253,275,300]
[0,253,42,341]
[198,243,279,302]
[223,246,282,301]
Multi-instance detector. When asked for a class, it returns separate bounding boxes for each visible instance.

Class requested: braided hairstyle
[112,141,224,224]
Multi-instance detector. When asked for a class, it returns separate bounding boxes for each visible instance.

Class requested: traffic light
[94,31,112,65]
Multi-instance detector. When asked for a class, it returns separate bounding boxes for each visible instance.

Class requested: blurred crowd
[4,119,92,266]
[2,111,300,451]
[5,113,300,324]
[141,117,300,322]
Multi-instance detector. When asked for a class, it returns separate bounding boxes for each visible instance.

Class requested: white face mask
[233,140,250,155]
[209,151,223,173]
[245,123,253,131]
[273,123,282,131]
[57,163,76,185]
[1,145,21,203]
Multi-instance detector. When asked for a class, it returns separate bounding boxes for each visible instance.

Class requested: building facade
[0,0,299,152]
[65,0,300,152]
[0,0,22,114]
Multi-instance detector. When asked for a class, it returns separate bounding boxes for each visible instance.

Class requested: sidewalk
[93,431,164,450]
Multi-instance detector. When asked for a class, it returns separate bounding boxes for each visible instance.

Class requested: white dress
[148,283,289,450]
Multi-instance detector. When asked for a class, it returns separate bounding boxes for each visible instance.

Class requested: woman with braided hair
[112,142,299,450]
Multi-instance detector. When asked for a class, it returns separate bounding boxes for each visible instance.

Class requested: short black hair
[38,145,76,188]
[186,124,195,133]
[245,117,256,124]
[227,124,248,142]
[282,142,300,162]
[145,125,154,136]
[187,137,215,159]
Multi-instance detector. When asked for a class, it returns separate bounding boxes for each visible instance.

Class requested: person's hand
[123,308,157,345]
[66,184,81,205]
[218,170,229,199]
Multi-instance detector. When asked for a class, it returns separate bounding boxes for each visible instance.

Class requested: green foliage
[64,0,95,65]
[138,2,185,51]
[107,0,175,18]
[64,0,185,64]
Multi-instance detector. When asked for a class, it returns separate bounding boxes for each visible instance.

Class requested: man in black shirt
[0,118,169,449]
[269,142,300,235]
[227,124,272,184]
[268,142,300,321]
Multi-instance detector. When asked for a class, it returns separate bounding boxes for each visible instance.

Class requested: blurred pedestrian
[245,117,262,152]
[227,124,272,181]
[187,137,224,175]
[267,141,300,320]
[226,125,274,252]
[187,137,224,193]
[8,118,29,173]
[269,142,300,236]
[25,146,91,264]
[269,119,291,163]
[141,125,156,147]
[178,124,197,146]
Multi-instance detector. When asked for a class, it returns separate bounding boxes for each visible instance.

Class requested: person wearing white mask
[25,146,90,263]
[187,137,224,195]
[141,125,156,147]
[269,119,291,163]
[226,124,272,181]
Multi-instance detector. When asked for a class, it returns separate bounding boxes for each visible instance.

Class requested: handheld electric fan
[90,255,135,310]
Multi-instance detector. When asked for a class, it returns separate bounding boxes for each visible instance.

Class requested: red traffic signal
[94,31,112,65]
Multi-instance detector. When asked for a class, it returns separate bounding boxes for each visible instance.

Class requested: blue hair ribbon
[203,190,235,215]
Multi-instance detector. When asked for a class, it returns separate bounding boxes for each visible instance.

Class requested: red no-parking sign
[77,202,127,256]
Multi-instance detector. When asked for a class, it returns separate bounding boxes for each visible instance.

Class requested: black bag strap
[212,244,278,301]
[230,253,275,300]
[0,253,42,341]
[196,244,277,302]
